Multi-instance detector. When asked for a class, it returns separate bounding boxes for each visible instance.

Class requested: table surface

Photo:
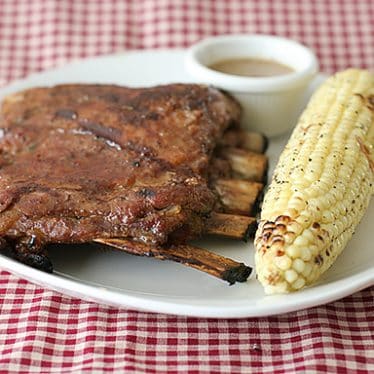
[0,1,373,373]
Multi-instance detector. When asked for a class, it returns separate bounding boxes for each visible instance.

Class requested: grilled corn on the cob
[255,68,374,294]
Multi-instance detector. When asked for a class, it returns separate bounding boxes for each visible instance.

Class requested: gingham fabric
[0,0,373,372]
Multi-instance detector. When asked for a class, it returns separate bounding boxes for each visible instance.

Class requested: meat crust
[0,84,240,256]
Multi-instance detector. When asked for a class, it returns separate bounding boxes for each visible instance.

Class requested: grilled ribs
[0,84,267,283]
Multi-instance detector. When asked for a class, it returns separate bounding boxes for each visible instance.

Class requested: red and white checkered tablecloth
[0,0,373,372]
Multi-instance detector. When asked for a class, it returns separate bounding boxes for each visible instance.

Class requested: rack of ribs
[0,84,268,284]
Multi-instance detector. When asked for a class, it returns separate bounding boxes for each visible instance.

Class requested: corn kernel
[286,246,301,258]
[274,255,292,271]
[302,229,315,242]
[285,269,298,283]
[294,235,308,247]
[293,258,305,273]
[302,263,312,278]
[292,277,306,290]
[300,248,312,261]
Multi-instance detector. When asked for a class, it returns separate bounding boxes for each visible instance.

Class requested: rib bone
[214,179,263,216]
[93,238,252,284]
[220,147,268,183]
[205,212,257,241]
[221,130,268,153]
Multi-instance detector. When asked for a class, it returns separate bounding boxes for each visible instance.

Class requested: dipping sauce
[209,58,294,77]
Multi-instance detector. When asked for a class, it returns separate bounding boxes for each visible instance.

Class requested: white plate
[0,50,372,318]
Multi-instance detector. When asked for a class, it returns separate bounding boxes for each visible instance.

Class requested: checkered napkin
[0,0,373,372]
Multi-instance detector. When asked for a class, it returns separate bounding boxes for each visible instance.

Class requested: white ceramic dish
[185,35,318,136]
[0,50,372,318]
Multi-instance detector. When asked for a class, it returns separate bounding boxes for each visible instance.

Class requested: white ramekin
[185,34,319,137]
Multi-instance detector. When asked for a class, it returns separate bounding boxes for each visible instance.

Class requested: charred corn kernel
[255,69,374,294]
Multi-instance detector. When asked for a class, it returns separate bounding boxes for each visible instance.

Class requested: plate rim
[0,253,372,318]
[0,49,372,318]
